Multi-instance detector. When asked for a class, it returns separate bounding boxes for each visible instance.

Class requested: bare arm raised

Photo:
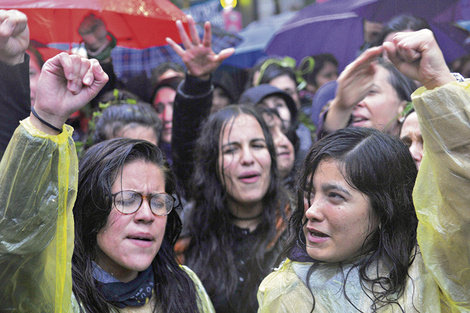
[323,46,383,132]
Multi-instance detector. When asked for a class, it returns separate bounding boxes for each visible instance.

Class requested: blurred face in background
[315,62,338,90]
[363,20,383,44]
[212,87,231,113]
[262,112,294,179]
[269,74,301,109]
[29,52,41,106]
[400,112,423,169]
[259,95,292,129]
[153,87,176,144]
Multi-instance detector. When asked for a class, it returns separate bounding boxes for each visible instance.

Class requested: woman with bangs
[258,30,470,312]
[72,138,214,312]
[165,16,292,313]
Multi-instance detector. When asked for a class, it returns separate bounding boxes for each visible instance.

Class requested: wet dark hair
[257,61,298,89]
[378,58,417,103]
[92,103,162,145]
[72,139,199,313]
[27,44,45,69]
[280,127,418,312]
[376,15,431,46]
[185,105,290,312]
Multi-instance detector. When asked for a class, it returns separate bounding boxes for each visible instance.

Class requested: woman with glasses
[0,17,213,312]
[71,138,215,312]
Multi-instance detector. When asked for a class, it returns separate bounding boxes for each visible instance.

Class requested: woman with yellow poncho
[257,29,469,312]
[0,11,215,313]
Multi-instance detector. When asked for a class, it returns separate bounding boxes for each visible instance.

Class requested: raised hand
[324,46,383,132]
[166,15,235,80]
[383,29,454,90]
[0,10,29,65]
[31,53,109,134]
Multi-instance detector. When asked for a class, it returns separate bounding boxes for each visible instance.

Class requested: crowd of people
[0,8,469,313]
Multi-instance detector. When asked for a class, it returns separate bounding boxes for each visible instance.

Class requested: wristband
[31,107,63,133]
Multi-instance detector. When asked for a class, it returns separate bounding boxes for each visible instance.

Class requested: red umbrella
[0,0,188,49]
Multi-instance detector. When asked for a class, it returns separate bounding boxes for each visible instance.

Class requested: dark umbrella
[265,0,469,71]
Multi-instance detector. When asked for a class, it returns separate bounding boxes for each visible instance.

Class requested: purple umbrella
[354,0,463,23]
[265,0,468,71]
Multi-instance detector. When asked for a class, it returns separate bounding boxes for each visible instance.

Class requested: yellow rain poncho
[0,118,77,313]
[258,81,470,312]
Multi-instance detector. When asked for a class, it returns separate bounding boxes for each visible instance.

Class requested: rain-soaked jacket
[0,119,215,313]
[257,81,470,312]
[0,118,76,312]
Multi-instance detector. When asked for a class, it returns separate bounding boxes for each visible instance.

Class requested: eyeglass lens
[113,191,173,216]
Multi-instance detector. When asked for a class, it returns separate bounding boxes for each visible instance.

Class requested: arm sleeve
[0,118,78,312]
[0,55,31,157]
[411,81,470,311]
[171,74,213,197]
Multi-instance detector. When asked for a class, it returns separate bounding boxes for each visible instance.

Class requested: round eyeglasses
[111,190,175,216]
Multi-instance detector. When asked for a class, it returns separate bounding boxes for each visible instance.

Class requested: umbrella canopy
[1,0,188,48]
[265,0,469,71]
[353,0,463,23]
[223,11,296,68]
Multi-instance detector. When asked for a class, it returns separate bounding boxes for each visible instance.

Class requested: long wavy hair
[72,139,199,313]
[279,127,418,312]
[185,105,290,312]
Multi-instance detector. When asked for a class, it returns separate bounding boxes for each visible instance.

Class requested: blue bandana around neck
[93,263,155,308]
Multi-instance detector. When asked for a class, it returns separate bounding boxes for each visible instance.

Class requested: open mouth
[352,116,368,124]
[239,172,260,183]
[309,230,327,237]
[277,151,291,157]
[128,236,153,242]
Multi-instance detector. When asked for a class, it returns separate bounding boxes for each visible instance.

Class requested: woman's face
[315,62,338,90]
[303,159,378,263]
[29,52,41,105]
[259,95,292,129]
[96,160,167,282]
[269,74,301,109]
[262,113,295,179]
[400,112,423,169]
[153,87,176,144]
[218,114,272,209]
[212,87,231,113]
[351,66,406,136]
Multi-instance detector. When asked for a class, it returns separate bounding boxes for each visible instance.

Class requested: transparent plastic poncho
[258,82,470,312]
[0,118,77,312]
